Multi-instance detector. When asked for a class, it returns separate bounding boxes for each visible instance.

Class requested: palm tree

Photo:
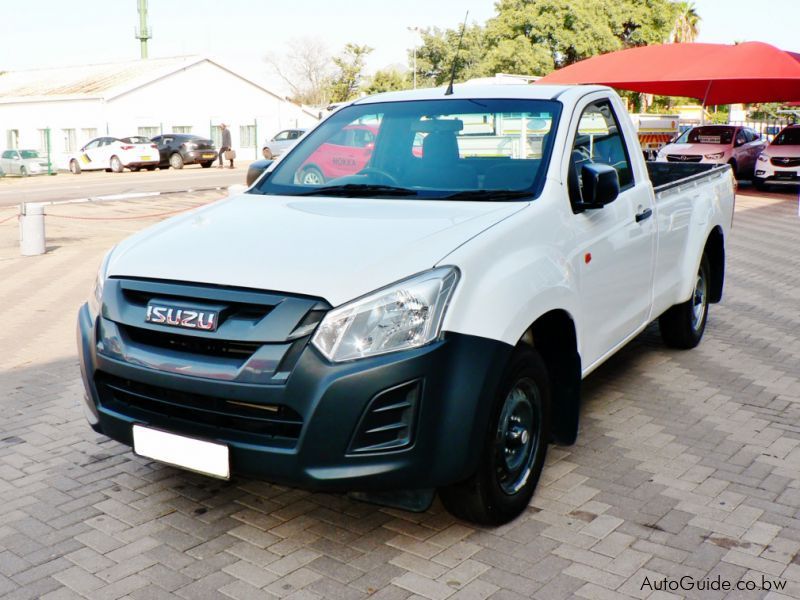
[671,1,701,43]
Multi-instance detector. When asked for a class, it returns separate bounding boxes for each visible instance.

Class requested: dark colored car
[150,134,218,169]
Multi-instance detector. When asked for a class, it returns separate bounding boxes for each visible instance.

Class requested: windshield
[20,150,40,159]
[253,98,561,200]
[121,136,150,144]
[676,126,734,145]
[773,127,800,146]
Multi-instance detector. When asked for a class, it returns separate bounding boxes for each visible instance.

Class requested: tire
[439,347,551,525]
[299,166,324,186]
[754,178,768,191]
[20,167,28,177]
[727,159,738,179]
[130,167,140,173]
[169,153,184,170]
[146,166,157,171]
[659,254,711,349]
[69,160,81,175]
[110,156,124,173]
[262,147,273,160]
[200,161,213,169]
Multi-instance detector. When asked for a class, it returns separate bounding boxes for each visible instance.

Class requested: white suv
[656,125,766,179]
[754,124,800,189]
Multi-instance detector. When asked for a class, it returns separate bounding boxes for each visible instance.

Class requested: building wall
[0,59,319,167]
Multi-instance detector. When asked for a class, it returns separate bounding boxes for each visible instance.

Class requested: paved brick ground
[0,189,799,600]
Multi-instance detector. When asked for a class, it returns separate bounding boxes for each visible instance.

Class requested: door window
[273,131,291,141]
[569,100,634,202]
[84,139,101,150]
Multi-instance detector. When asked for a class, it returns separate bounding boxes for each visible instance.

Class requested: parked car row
[655,123,800,189]
[0,149,51,176]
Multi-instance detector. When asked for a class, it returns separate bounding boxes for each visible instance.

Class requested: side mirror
[573,164,619,211]
[246,159,274,187]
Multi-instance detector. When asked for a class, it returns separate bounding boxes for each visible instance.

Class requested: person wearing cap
[218,123,234,168]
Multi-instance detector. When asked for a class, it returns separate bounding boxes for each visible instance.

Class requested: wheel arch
[518,308,581,446]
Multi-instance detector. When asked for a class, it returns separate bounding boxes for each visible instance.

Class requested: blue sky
[1,0,796,79]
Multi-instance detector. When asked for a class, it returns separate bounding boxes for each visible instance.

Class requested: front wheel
[110,156,124,173]
[169,153,184,170]
[20,166,28,177]
[69,160,81,174]
[262,147,273,160]
[659,254,710,349]
[439,347,550,525]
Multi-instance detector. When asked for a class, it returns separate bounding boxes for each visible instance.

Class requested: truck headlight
[87,249,114,320]
[704,152,725,160]
[757,154,769,162]
[312,267,459,362]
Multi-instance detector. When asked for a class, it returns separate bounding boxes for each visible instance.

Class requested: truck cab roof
[352,84,613,106]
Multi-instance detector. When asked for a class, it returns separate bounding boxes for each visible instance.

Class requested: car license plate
[141,156,151,161]
[774,171,796,180]
[202,153,215,159]
[132,424,230,479]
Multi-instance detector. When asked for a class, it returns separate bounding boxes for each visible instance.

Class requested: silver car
[0,149,51,176]
[262,129,306,159]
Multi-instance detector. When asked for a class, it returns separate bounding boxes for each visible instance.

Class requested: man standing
[218,123,234,168]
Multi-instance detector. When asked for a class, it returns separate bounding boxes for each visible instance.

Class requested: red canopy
[536,42,800,105]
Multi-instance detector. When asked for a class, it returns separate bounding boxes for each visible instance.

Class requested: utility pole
[135,0,151,59]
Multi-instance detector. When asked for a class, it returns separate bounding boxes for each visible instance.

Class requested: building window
[81,128,98,144]
[210,126,222,147]
[6,130,19,149]
[173,126,192,134]
[38,129,50,153]
[240,125,255,148]
[62,129,76,153]
[138,126,160,138]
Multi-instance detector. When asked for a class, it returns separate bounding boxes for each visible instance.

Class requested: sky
[1,0,797,93]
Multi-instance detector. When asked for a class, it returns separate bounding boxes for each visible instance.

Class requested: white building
[0,56,320,165]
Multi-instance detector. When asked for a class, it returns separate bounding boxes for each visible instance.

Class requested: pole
[254,119,258,161]
[46,127,52,176]
[137,0,150,59]
[408,26,418,90]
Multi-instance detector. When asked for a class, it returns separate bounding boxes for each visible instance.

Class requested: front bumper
[755,162,800,185]
[77,303,511,491]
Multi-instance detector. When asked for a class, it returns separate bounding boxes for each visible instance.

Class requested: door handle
[635,208,653,223]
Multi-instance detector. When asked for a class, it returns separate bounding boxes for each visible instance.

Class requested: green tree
[329,43,374,103]
[364,68,412,95]
[412,24,490,87]
[671,1,701,43]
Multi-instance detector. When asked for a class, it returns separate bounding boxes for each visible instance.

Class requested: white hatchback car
[656,125,766,179]
[68,136,160,174]
[754,124,800,189]
[261,129,307,159]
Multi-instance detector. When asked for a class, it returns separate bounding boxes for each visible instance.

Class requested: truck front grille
[666,154,703,163]
[123,325,262,360]
[95,372,303,445]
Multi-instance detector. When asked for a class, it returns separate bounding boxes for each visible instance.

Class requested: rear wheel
[110,156,124,173]
[299,166,324,186]
[439,347,550,525]
[20,166,28,177]
[200,161,213,169]
[69,160,81,174]
[145,166,157,171]
[169,153,184,170]
[659,254,710,349]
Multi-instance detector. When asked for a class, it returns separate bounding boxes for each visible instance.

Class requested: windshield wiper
[296,184,418,197]
[440,189,534,201]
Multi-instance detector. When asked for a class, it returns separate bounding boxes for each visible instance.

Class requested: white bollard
[19,202,46,256]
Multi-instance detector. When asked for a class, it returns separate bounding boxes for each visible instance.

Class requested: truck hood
[108,193,526,306]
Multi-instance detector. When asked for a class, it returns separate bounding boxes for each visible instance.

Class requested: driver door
[567,96,656,369]
[80,139,102,169]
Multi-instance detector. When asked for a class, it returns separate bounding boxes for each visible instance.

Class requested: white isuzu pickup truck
[77,85,735,524]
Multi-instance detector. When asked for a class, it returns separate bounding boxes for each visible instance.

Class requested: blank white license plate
[132,424,230,479]
[141,155,151,161]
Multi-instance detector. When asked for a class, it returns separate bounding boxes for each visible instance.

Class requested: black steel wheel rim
[495,377,541,495]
